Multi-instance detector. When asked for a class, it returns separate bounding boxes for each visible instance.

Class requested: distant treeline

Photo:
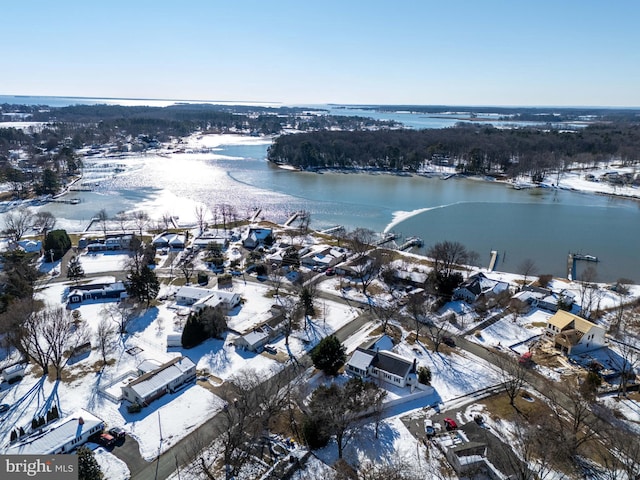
[267,123,640,178]
[351,105,640,123]
[0,103,397,155]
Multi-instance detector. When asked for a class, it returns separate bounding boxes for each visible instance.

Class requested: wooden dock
[398,236,423,251]
[283,211,300,227]
[250,208,262,223]
[375,232,398,246]
[320,225,345,235]
[488,250,498,271]
[567,252,599,280]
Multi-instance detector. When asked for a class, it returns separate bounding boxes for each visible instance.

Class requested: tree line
[267,123,640,179]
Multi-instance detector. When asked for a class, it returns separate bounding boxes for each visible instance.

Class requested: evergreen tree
[126,265,159,307]
[311,335,346,376]
[44,229,72,261]
[181,311,207,348]
[77,446,104,480]
[67,256,85,284]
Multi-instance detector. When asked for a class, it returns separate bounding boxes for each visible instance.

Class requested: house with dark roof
[346,348,418,388]
[453,273,510,303]
[121,356,196,406]
[67,281,128,304]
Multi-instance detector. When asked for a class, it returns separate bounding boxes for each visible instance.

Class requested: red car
[443,418,458,430]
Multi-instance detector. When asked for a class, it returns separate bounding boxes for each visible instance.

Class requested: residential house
[453,273,510,303]
[87,235,133,252]
[233,305,286,352]
[346,348,418,388]
[175,286,241,312]
[300,246,346,270]
[4,409,104,455]
[67,281,128,304]
[242,227,272,249]
[152,232,186,249]
[17,239,42,253]
[545,310,606,355]
[393,269,428,288]
[121,356,196,406]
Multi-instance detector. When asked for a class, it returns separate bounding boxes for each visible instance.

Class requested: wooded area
[267,123,640,179]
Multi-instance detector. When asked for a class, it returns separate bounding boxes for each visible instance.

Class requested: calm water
[2,96,638,281]
[31,141,640,283]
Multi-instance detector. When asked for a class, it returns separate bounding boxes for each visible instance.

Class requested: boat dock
[375,232,398,246]
[320,225,345,235]
[284,211,301,227]
[567,252,599,280]
[398,236,423,251]
[49,198,80,205]
[250,208,262,223]
[488,250,498,271]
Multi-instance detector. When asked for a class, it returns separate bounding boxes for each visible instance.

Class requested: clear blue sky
[3,0,639,106]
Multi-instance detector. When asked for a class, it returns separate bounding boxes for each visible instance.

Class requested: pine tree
[67,256,85,284]
[311,335,346,375]
[77,446,104,480]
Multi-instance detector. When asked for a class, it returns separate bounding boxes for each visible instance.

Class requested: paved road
[112,301,373,480]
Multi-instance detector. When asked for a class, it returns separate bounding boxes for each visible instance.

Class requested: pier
[250,208,262,223]
[374,232,398,246]
[283,211,301,227]
[488,250,498,271]
[320,225,345,235]
[398,236,423,251]
[567,252,599,280]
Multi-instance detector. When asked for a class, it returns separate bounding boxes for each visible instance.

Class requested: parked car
[0,404,10,413]
[108,427,126,440]
[230,270,242,277]
[442,336,456,348]
[264,345,277,355]
[325,268,335,276]
[443,418,458,431]
[424,419,435,437]
[99,433,116,447]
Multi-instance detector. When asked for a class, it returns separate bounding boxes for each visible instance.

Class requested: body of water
[2,96,637,282]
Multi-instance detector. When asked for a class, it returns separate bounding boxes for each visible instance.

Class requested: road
[112,297,373,480]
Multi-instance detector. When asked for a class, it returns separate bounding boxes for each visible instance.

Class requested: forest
[267,123,640,179]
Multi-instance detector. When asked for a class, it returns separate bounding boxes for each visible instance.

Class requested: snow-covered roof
[175,286,213,301]
[4,409,103,455]
[125,357,195,400]
[347,349,376,371]
[241,329,269,348]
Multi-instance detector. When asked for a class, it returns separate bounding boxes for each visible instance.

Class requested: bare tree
[350,251,383,296]
[132,210,149,236]
[194,204,208,234]
[161,212,173,230]
[268,264,285,297]
[114,211,129,235]
[95,317,117,366]
[95,209,109,238]
[578,266,599,319]
[103,299,137,334]
[180,261,195,285]
[373,303,398,335]
[517,258,538,288]
[427,240,470,278]
[347,227,376,258]
[494,352,528,407]
[42,307,89,380]
[32,211,56,243]
[610,341,639,397]
[600,424,640,480]
[3,206,32,243]
[424,319,449,353]
[406,292,428,339]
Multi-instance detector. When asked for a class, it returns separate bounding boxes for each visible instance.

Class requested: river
[1,97,637,282]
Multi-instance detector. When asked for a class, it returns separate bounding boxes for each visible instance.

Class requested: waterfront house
[242,227,272,249]
[152,232,186,249]
[175,286,241,312]
[121,356,196,406]
[545,310,606,355]
[4,409,104,455]
[346,348,418,388]
[453,273,510,303]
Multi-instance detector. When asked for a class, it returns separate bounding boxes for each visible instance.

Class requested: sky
[3,0,640,106]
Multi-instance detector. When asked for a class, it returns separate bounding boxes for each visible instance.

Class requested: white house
[235,327,272,352]
[4,409,104,455]
[242,228,272,249]
[545,310,606,355]
[175,286,241,312]
[346,348,418,388]
[67,281,128,304]
[152,232,186,249]
[453,273,510,303]
[121,356,196,406]
[175,286,215,305]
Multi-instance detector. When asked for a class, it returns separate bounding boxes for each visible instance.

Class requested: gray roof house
[121,356,196,406]
[346,348,418,388]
